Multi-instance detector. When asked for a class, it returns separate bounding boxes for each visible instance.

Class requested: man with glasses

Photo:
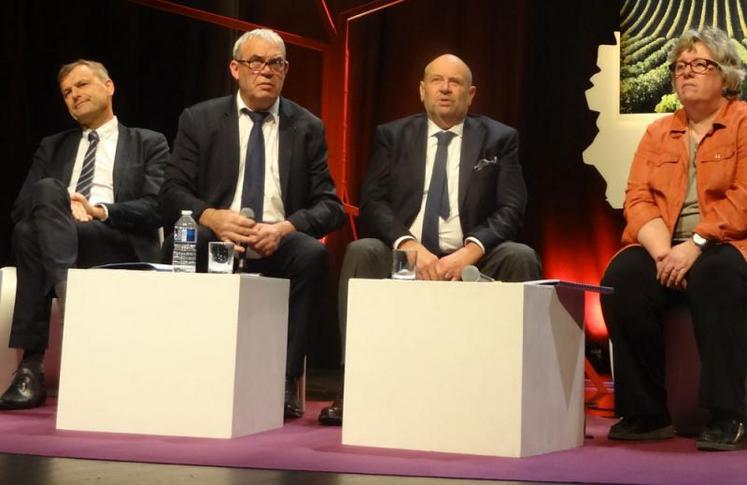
[0,59,168,410]
[160,28,345,419]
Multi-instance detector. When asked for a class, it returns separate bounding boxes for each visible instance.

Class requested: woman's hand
[656,239,701,289]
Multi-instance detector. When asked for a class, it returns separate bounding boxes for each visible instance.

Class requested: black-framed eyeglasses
[235,57,288,73]
[669,58,721,77]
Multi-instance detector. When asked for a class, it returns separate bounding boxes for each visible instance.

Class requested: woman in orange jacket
[601,26,747,451]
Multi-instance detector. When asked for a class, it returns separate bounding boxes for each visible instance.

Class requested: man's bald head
[419,54,476,129]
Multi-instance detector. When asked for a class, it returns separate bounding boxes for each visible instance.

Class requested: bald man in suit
[319,54,542,425]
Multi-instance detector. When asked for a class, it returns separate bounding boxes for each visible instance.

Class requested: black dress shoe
[284,377,303,419]
[0,367,47,410]
[697,416,746,451]
[318,396,343,426]
[608,414,675,440]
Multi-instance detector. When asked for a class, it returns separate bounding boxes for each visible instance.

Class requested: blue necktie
[421,131,456,254]
[241,109,270,221]
[75,130,99,198]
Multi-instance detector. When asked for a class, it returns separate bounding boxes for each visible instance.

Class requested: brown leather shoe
[0,366,47,410]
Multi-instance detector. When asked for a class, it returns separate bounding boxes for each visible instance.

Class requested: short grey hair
[233,28,286,60]
[668,26,746,99]
[58,59,110,84]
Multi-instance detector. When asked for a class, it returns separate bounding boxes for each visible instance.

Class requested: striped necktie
[75,130,99,198]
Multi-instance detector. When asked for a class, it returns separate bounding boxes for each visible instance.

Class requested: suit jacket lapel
[278,98,293,200]
[112,124,130,200]
[408,117,428,204]
[223,96,241,201]
[59,131,81,186]
[458,116,485,210]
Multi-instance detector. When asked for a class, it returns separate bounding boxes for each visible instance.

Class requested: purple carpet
[0,399,745,484]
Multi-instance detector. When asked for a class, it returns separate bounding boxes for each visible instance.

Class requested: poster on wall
[620,0,747,114]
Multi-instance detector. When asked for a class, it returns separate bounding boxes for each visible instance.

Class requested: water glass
[391,249,417,280]
[208,241,235,274]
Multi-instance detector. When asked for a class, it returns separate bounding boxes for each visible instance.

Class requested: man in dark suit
[318,54,542,425]
[0,59,169,410]
[159,29,345,419]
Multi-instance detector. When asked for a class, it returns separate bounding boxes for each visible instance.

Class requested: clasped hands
[655,239,701,290]
[200,208,294,258]
[69,192,106,222]
[398,240,482,281]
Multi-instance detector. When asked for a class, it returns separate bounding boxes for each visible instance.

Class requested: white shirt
[68,116,118,207]
[230,94,285,222]
[394,119,485,254]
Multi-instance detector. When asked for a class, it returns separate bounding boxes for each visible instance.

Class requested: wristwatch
[692,233,710,251]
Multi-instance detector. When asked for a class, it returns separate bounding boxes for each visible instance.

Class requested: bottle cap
[181,210,193,215]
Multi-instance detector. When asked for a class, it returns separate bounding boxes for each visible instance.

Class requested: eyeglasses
[669,58,721,77]
[235,57,288,73]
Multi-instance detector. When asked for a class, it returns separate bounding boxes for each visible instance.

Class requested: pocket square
[474,156,498,171]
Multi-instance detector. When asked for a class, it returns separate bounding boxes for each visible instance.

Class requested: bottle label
[177,227,197,243]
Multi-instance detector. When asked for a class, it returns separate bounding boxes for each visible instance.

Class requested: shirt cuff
[465,237,485,254]
[393,235,416,249]
[96,203,109,221]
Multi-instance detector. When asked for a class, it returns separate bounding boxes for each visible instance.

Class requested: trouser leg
[687,244,747,417]
[601,246,677,417]
[336,238,391,363]
[477,241,542,281]
[246,232,328,379]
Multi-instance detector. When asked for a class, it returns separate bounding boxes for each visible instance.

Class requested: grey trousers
[336,238,542,362]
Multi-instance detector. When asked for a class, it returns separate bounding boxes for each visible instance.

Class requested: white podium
[56,269,289,439]
[342,279,587,457]
[0,267,19,392]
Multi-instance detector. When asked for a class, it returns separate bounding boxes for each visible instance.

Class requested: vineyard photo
[621,0,747,113]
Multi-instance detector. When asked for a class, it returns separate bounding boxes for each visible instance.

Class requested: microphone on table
[461,265,496,282]
[238,207,260,270]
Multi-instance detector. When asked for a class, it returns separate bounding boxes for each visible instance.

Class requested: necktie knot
[435,130,456,146]
[88,130,99,143]
[244,109,270,124]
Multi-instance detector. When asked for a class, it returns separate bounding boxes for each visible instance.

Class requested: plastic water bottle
[172,210,197,272]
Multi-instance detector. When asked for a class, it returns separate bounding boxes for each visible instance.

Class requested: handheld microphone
[461,265,495,282]
[238,207,260,269]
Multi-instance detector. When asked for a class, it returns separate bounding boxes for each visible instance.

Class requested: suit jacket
[12,124,169,262]
[159,95,345,238]
[360,113,527,252]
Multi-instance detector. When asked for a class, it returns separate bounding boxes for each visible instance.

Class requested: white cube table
[56,269,289,439]
[0,267,19,392]
[343,279,587,457]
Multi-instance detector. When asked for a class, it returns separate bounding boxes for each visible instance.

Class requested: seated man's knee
[31,178,68,205]
[483,241,541,281]
[341,238,390,279]
[289,233,328,271]
[345,238,389,260]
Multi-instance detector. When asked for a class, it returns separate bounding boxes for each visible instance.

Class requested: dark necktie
[421,130,456,254]
[75,130,99,198]
[241,109,270,221]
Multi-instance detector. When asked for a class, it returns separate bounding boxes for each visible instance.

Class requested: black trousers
[601,244,747,418]
[164,225,328,379]
[10,178,136,350]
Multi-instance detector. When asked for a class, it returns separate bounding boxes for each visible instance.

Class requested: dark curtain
[1,0,622,367]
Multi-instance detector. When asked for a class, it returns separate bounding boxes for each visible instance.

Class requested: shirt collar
[236,92,280,122]
[427,118,464,139]
[83,116,118,140]
[670,100,732,134]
